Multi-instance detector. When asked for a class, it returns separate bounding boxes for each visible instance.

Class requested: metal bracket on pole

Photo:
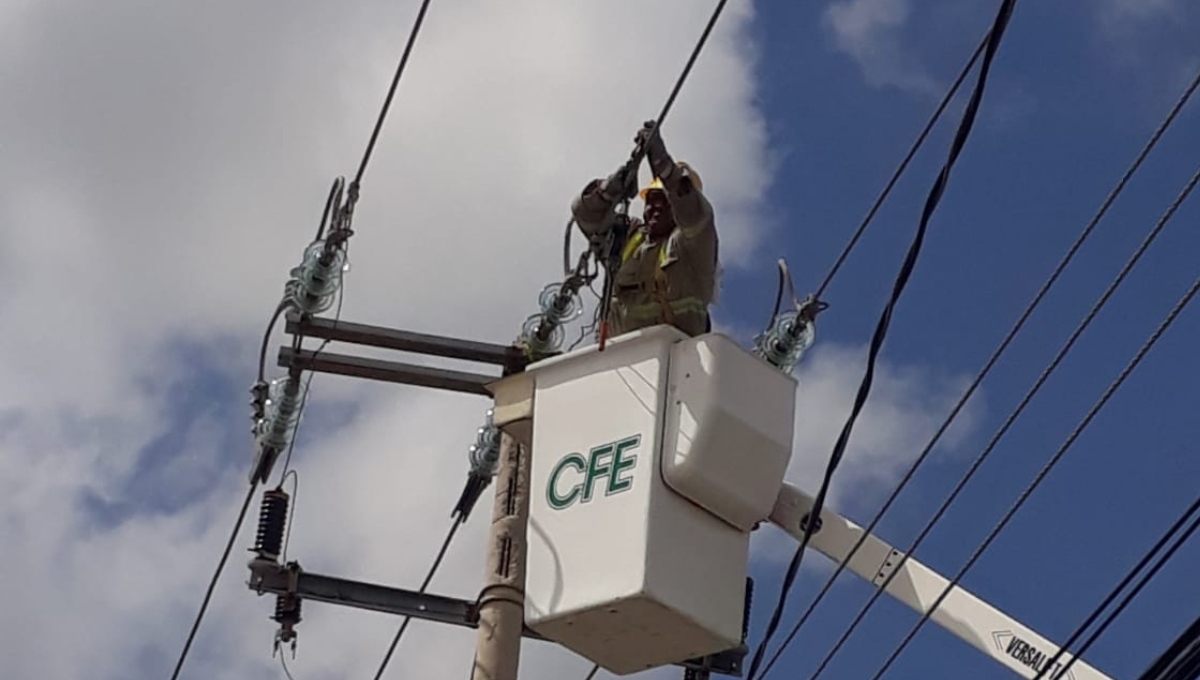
[247,560,745,675]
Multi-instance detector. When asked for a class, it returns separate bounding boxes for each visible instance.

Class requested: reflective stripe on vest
[621,230,669,267]
[621,296,708,321]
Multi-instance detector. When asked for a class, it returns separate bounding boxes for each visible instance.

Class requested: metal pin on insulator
[253,487,290,562]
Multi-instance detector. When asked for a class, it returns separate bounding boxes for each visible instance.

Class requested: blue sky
[0,1,1198,679]
[738,2,1200,679]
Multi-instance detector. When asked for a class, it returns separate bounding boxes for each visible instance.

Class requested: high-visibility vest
[621,229,668,267]
[616,230,708,331]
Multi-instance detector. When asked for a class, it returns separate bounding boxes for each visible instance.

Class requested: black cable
[799,163,1200,680]
[633,0,730,168]
[814,28,989,299]
[863,269,1200,680]
[259,301,291,384]
[280,470,300,565]
[583,663,600,680]
[371,519,464,680]
[281,653,298,680]
[1035,495,1200,680]
[754,58,1200,680]
[1139,615,1200,680]
[168,481,260,680]
[316,177,345,242]
[745,3,1018,678]
[353,0,434,189]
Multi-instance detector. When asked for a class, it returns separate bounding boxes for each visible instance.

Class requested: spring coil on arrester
[285,240,347,315]
[273,592,302,645]
[520,282,583,356]
[254,487,290,562]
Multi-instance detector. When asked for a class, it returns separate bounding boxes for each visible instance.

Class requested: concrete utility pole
[470,432,531,680]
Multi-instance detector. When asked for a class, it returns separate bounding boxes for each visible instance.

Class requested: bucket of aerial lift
[515,324,796,675]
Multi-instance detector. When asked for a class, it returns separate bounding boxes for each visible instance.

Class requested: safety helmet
[639,161,703,199]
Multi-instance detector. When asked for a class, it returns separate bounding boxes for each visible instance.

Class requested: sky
[1,1,1198,679]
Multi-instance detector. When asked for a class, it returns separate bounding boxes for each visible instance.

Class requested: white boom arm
[769,483,1113,680]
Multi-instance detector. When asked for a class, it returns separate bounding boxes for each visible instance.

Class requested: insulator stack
[285,240,346,315]
[520,282,583,357]
[753,310,815,374]
[253,487,290,562]
[467,408,501,478]
[255,376,303,454]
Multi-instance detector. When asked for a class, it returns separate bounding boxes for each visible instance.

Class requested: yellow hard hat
[639,161,702,199]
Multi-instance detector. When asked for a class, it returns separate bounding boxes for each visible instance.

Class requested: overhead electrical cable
[1136,614,1200,680]
[169,482,260,680]
[371,520,464,680]
[863,265,1200,680]
[745,2,1019,678]
[176,0,432,674]
[1032,492,1200,680]
[814,29,989,299]
[755,59,1200,680]
[799,162,1200,680]
[173,210,351,679]
[641,0,729,156]
[353,0,434,191]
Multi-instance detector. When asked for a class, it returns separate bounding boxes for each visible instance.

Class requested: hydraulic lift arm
[769,483,1114,680]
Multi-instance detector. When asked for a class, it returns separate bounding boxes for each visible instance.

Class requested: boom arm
[769,483,1113,680]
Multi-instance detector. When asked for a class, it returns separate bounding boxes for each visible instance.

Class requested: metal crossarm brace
[285,313,528,375]
[247,561,745,676]
[278,347,496,396]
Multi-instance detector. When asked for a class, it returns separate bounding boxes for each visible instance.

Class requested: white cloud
[0,0,984,678]
[823,0,940,96]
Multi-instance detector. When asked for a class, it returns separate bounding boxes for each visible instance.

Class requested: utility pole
[470,432,531,680]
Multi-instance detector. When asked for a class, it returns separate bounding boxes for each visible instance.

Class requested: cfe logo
[546,435,641,510]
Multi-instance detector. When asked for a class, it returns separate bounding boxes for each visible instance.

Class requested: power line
[745,2,1019,678]
[1137,614,1200,680]
[643,0,729,152]
[353,0,435,189]
[800,162,1200,680]
[371,519,464,680]
[814,29,988,299]
[1032,493,1200,680]
[169,481,260,680]
[863,266,1200,680]
[755,59,1200,680]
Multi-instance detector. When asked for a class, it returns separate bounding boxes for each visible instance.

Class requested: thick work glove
[634,120,676,181]
[598,162,638,203]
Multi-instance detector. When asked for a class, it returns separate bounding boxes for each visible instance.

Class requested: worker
[571,121,719,338]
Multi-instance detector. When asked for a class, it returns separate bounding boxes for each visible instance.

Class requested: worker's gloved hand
[599,162,638,203]
[635,120,675,179]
